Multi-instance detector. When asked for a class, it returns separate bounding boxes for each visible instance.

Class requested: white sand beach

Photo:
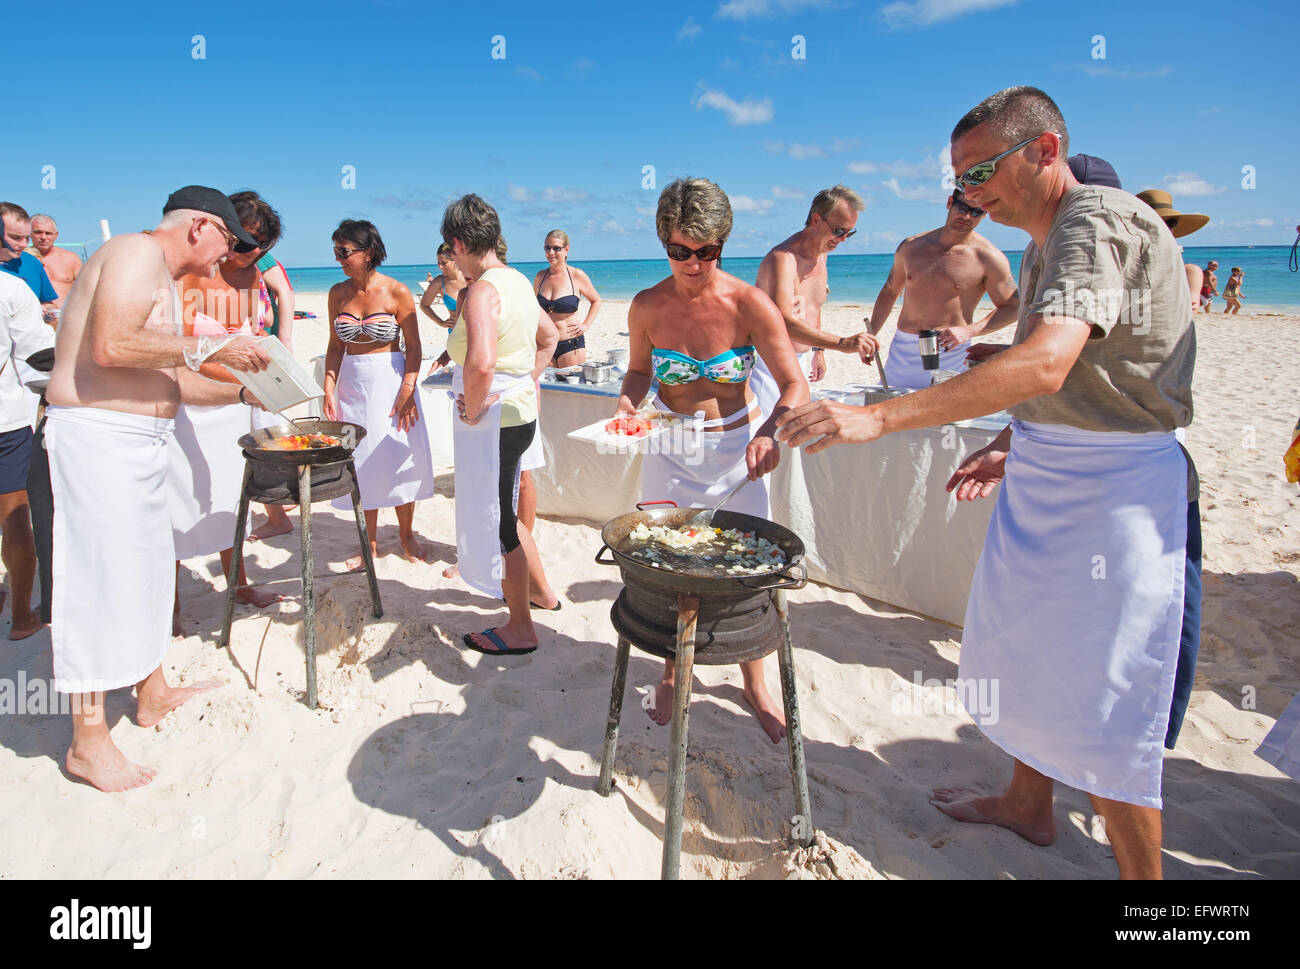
[2,293,1296,880]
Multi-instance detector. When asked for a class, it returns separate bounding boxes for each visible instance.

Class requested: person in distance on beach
[28,214,81,303]
[44,184,270,792]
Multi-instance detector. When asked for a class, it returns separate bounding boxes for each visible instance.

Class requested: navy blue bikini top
[536,266,580,315]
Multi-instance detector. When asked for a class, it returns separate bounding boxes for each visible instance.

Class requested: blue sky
[4,0,1294,267]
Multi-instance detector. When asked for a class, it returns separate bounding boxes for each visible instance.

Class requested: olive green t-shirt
[1010,185,1197,496]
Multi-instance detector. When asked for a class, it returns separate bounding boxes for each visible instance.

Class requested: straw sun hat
[1135,189,1209,238]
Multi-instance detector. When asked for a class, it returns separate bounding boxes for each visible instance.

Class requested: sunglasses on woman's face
[665,242,723,262]
[334,246,366,259]
[955,135,1040,189]
[543,245,565,253]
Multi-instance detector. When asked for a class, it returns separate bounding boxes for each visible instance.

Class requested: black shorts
[0,425,34,494]
[498,421,536,553]
[552,334,585,360]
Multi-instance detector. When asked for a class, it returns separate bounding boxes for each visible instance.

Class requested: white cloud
[848,155,943,179]
[1060,62,1174,79]
[1162,172,1228,197]
[515,65,544,82]
[762,141,785,154]
[717,0,829,20]
[881,0,1016,28]
[771,185,806,199]
[831,138,861,153]
[730,194,775,214]
[882,177,945,202]
[788,142,826,159]
[507,184,534,202]
[543,186,591,203]
[1221,218,1274,228]
[692,88,774,125]
[678,16,702,40]
[635,205,657,217]
[583,213,634,236]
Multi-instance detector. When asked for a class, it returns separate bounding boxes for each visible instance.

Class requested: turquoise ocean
[284,245,1300,314]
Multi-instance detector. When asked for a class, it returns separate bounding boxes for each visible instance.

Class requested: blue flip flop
[463,628,537,656]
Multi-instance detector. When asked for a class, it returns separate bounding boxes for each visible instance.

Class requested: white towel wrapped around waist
[449,370,534,598]
[332,351,436,511]
[47,405,176,694]
[168,401,249,558]
[1257,693,1300,782]
[639,397,769,518]
[883,329,969,390]
[749,353,813,422]
[959,419,1187,809]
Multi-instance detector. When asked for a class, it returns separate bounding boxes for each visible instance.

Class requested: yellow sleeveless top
[446,266,538,427]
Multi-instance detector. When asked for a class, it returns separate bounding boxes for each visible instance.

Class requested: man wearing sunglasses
[865,190,1018,390]
[43,185,271,793]
[751,185,876,414]
[778,87,1196,879]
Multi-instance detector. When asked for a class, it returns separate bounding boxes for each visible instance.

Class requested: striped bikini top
[652,345,756,385]
[334,311,400,344]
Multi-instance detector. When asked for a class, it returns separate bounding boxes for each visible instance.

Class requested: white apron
[883,329,969,390]
[520,386,545,471]
[450,370,534,598]
[960,419,1187,809]
[749,353,813,421]
[168,401,249,558]
[640,397,769,518]
[332,351,436,511]
[47,406,176,694]
[1258,694,1300,782]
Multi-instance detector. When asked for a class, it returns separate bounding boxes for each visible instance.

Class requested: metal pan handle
[738,561,807,590]
[595,544,618,566]
[636,499,678,510]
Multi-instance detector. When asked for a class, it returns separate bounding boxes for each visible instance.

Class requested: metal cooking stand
[217,455,382,709]
[594,511,813,879]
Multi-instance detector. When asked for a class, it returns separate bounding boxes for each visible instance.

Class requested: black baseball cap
[162,185,258,252]
[1068,154,1122,190]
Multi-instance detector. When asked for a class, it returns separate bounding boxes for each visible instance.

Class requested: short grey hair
[440,193,501,256]
[30,213,57,229]
[951,85,1069,156]
[157,208,203,230]
[656,178,733,246]
[806,185,865,227]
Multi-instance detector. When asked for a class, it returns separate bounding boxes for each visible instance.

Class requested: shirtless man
[867,190,1019,389]
[751,185,876,413]
[1200,260,1218,314]
[45,185,269,792]
[29,215,82,303]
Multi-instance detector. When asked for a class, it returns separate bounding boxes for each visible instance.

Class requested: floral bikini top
[334,311,400,344]
[651,345,756,385]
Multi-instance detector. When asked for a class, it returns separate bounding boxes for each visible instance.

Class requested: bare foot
[929,787,1058,846]
[249,518,293,541]
[442,563,459,579]
[743,681,787,743]
[7,614,46,641]
[136,679,222,728]
[646,673,674,727]
[236,585,284,608]
[342,545,378,574]
[65,741,156,792]
[400,534,428,563]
